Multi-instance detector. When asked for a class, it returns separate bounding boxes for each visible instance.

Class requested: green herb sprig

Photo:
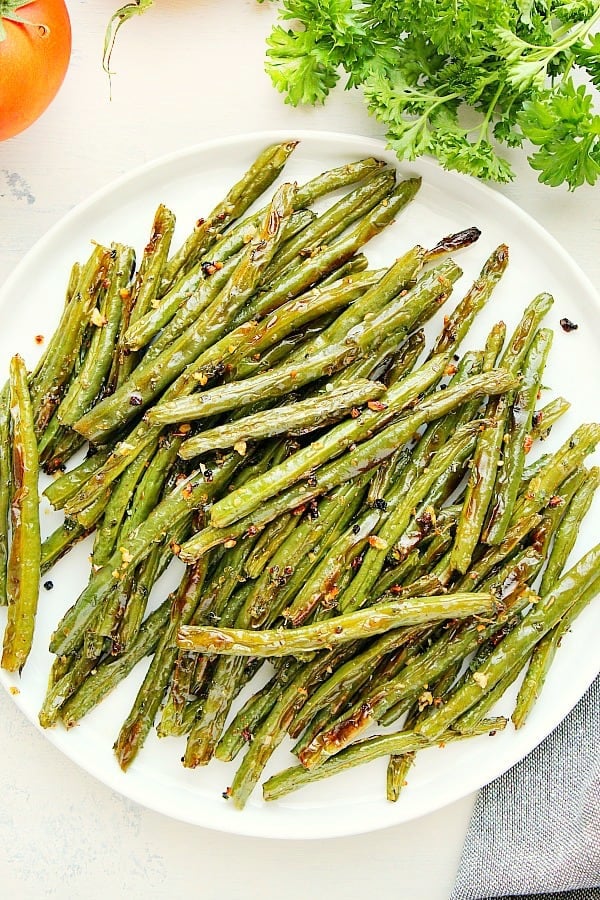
[261,0,600,190]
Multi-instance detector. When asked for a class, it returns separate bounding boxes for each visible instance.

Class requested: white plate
[0,131,598,840]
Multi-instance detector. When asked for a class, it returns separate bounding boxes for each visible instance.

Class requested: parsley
[260,0,600,190]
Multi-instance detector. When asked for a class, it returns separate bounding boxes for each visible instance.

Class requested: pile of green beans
[0,141,598,813]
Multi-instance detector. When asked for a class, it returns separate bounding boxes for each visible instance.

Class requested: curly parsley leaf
[519,79,600,188]
[265,26,340,105]
[262,0,600,189]
[575,32,600,87]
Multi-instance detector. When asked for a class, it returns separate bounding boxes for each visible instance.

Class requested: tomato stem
[0,1,49,41]
[103,1,153,75]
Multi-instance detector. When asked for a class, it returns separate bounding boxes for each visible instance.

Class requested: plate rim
[0,128,598,839]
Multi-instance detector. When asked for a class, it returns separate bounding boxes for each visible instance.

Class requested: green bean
[521,453,552,484]
[452,660,524,734]
[114,559,210,770]
[31,245,113,434]
[91,440,158,568]
[226,643,358,805]
[485,328,553,543]
[64,269,371,518]
[157,575,255,738]
[143,252,243,361]
[43,448,112,510]
[230,178,422,330]
[65,188,420,516]
[39,422,85,474]
[124,434,182,538]
[179,379,387,458]
[232,319,331,381]
[406,531,454,583]
[451,295,554,574]
[43,544,165,724]
[179,369,518,561]
[512,572,600,731]
[58,598,171,727]
[430,244,509,357]
[244,478,369,628]
[300,623,427,740]
[263,719,506,803]
[160,655,260,740]
[385,661,464,795]
[215,658,305,762]
[377,528,448,596]
[58,244,136,426]
[181,570,268,763]
[449,402,510,573]
[540,467,599,596]
[177,593,496,657]
[367,348,479,509]
[41,521,91,574]
[126,209,314,353]
[291,158,387,208]
[320,229,482,382]
[366,448,411,512]
[39,649,98,728]
[149,261,457,428]
[49,453,241,657]
[29,260,80,385]
[481,321,507,370]
[455,513,542,591]
[159,140,298,292]
[182,654,247,767]
[145,211,334,370]
[241,517,295,582]
[290,245,426,363]
[424,226,482,261]
[46,652,73,693]
[0,387,11,605]
[117,539,171,650]
[508,423,600,527]
[289,625,427,742]
[208,352,451,529]
[530,397,571,442]
[198,269,384,387]
[131,207,176,324]
[2,356,41,671]
[417,545,600,740]
[387,751,416,802]
[75,183,297,441]
[316,254,369,287]
[340,420,483,614]
[262,167,397,279]
[298,579,535,768]
[284,509,381,626]
[95,509,192,657]
[374,328,426,387]
[180,481,299,754]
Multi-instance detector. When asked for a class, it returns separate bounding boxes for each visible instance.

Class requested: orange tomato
[0,0,71,141]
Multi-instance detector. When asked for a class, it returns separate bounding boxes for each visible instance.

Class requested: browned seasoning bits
[559,317,578,332]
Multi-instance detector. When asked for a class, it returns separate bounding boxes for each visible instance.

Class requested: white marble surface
[0,2,597,897]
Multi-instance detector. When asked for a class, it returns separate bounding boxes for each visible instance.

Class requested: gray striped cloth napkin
[451,674,600,900]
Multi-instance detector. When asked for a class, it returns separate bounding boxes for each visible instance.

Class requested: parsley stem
[474,81,505,149]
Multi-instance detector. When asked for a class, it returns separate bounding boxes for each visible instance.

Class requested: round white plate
[0,131,598,839]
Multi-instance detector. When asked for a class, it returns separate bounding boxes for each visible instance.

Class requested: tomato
[0,0,71,141]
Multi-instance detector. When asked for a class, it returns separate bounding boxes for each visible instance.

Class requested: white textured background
[0,2,597,897]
